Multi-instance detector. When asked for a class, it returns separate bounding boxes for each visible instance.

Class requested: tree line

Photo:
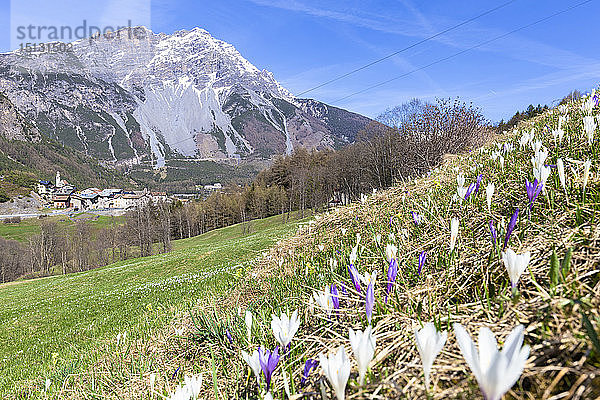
[167,98,491,239]
[0,97,491,283]
[0,202,172,283]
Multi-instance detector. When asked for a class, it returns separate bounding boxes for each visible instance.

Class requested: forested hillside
[0,92,135,200]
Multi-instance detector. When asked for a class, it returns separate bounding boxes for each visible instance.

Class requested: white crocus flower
[375,233,382,245]
[453,323,530,400]
[486,183,494,213]
[282,370,292,397]
[149,373,156,393]
[329,257,338,270]
[356,233,361,245]
[44,379,51,391]
[241,349,262,383]
[313,286,334,317]
[271,310,301,349]
[318,244,324,251]
[385,243,398,263]
[414,322,447,388]
[245,310,253,342]
[551,128,564,144]
[501,249,531,288]
[264,392,274,400]
[360,270,377,287]
[319,346,351,400]
[498,155,505,170]
[457,185,467,200]
[558,105,568,115]
[349,245,358,265]
[531,140,542,154]
[557,158,566,190]
[582,96,595,115]
[341,227,347,235]
[531,147,548,170]
[558,114,568,129]
[533,165,551,185]
[450,217,459,252]
[167,384,192,400]
[349,326,376,386]
[583,116,596,144]
[457,173,465,187]
[184,374,203,399]
[518,132,529,148]
[583,160,592,192]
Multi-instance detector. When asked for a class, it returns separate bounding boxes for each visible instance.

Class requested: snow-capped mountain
[0,27,373,168]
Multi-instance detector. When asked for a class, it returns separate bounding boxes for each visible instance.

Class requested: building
[112,192,151,209]
[97,189,124,209]
[55,171,69,189]
[52,194,71,208]
[204,183,223,191]
[35,170,174,212]
[71,193,99,211]
[150,192,168,203]
[36,180,54,202]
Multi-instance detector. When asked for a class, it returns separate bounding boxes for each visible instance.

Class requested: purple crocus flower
[258,346,280,391]
[348,263,362,293]
[339,282,348,296]
[411,211,421,226]
[489,220,497,247]
[301,358,318,386]
[594,94,599,107]
[418,251,426,275]
[331,283,340,310]
[365,282,374,324]
[503,208,519,250]
[464,182,477,200]
[385,258,398,303]
[389,216,393,227]
[225,328,233,344]
[525,178,543,211]
[475,174,483,194]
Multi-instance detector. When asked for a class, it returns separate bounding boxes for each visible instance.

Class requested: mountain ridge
[0,26,373,170]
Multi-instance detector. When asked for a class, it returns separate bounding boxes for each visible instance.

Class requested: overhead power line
[332,0,594,104]
[296,0,518,97]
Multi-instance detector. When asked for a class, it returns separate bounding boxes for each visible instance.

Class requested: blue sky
[1,0,599,121]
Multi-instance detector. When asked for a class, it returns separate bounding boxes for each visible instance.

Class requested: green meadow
[0,214,123,243]
[0,213,305,396]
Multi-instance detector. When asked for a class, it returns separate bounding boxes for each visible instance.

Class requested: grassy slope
[179,94,600,399]
[0,214,121,243]
[0,213,306,397]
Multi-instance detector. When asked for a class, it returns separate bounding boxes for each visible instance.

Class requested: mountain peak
[0,26,373,170]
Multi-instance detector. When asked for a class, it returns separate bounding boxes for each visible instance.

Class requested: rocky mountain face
[0,92,41,142]
[0,27,373,168]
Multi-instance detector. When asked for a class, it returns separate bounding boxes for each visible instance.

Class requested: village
[35,171,222,214]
